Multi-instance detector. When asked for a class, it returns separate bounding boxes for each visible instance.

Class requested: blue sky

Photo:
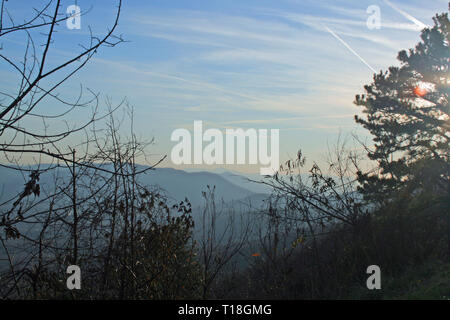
[1,0,448,173]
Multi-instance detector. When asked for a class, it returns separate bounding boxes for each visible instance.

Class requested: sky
[1,0,448,173]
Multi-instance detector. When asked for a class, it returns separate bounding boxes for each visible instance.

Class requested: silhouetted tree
[354,10,449,203]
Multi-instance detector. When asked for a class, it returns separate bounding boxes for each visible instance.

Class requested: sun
[414,85,428,97]
[413,82,433,97]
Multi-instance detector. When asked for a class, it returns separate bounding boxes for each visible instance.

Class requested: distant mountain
[217,170,272,195]
[136,167,259,207]
[0,164,269,209]
[181,168,273,195]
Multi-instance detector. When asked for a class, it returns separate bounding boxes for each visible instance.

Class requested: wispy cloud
[218,113,356,125]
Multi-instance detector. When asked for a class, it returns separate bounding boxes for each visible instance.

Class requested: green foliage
[349,260,450,300]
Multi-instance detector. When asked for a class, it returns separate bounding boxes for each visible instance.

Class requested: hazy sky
[1,0,448,173]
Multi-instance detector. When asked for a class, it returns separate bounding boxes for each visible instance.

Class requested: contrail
[323,24,377,74]
[384,0,428,30]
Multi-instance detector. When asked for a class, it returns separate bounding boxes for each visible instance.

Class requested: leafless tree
[198,186,251,299]
[0,0,125,165]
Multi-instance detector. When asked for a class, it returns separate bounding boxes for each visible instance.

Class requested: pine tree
[354,9,450,202]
